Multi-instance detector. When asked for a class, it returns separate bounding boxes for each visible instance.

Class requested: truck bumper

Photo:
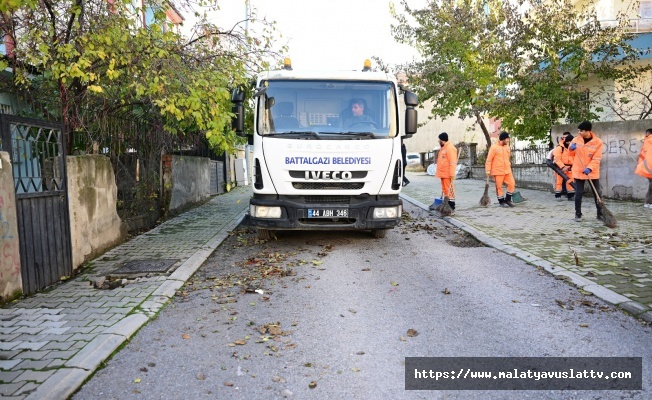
[248,194,402,230]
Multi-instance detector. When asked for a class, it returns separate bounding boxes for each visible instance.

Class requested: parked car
[406,153,420,165]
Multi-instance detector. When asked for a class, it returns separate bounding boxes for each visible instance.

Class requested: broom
[586,179,617,228]
[438,182,455,216]
[479,175,491,207]
[574,147,617,228]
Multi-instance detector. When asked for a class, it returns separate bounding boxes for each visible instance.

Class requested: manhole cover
[112,259,178,275]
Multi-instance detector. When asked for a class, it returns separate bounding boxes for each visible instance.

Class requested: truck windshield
[256,80,397,138]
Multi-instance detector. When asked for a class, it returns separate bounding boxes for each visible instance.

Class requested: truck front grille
[289,171,368,179]
[292,182,364,190]
[304,196,351,204]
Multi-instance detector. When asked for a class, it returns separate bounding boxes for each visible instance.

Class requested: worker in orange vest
[485,131,516,207]
[429,132,458,213]
[552,132,575,201]
[635,128,652,208]
[568,121,604,222]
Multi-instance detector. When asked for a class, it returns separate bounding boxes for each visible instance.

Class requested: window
[256,80,398,138]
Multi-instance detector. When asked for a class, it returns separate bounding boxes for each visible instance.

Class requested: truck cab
[232,60,418,239]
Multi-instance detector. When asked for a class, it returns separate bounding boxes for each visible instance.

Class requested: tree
[391,0,650,144]
[0,0,283,154]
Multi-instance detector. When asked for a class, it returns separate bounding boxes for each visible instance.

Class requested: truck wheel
[371,229,387,238]
[257,228,274,240]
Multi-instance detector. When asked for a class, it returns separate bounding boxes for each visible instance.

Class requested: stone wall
[0,152,22,300]
[67,155,127,270]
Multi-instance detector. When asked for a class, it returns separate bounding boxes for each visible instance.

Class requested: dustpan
[512,191,526,203]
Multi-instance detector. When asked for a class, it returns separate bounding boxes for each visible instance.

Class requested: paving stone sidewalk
[401,171,652,323]
[0,187,251,400]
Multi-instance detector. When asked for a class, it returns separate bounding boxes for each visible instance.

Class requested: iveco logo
[305,171,352,180]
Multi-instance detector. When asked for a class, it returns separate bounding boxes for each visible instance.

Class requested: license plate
[307,209,349,218]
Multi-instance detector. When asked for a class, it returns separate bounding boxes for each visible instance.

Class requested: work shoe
[504,200,515,208]
[567,193,575,201]
[574,214,582,222]
[644,203,652,208]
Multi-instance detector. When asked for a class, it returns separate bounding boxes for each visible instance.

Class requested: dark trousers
[402,164,409,184]
[574,179,601,217]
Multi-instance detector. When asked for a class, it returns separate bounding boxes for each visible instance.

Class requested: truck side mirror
[404,91,418,107]
[231,88,245,137]
[404,91,418,136]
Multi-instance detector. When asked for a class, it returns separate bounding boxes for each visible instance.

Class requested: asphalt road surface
[73,202,652,399]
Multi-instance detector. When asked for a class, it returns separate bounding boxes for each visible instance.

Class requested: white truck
[231,59,418,239]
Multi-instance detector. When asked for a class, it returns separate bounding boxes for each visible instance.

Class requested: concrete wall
[67,155,127,270]
[552,120,650,200]
[165,155,211,212]
[0,152,22,300]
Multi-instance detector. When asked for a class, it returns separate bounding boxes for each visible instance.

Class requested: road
[72,202,651,399]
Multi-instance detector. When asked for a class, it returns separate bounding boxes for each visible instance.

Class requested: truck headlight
[372,206,401,219]
[250,205,282,219]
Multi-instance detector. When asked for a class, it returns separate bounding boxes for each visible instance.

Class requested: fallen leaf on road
[351,367,361,372]
[134,378,141,383]
[182,334,190,339]
[391,281,399,286]
[233,339,247,345]
[407,329,418,337]
[579,323,589,328]
[399,336,407,342]
[309,381,318,389]
[224,381,234,387]
[197,373,206,380]
[442,288,451,295]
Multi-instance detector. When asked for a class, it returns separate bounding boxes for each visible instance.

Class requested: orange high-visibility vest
[568,132,603,180]
[485,142,511,176]
[635,135,652,179]
[436,141,458,178]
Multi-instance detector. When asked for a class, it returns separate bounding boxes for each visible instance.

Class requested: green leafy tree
[391,0,649,144]
[0,0,282,154]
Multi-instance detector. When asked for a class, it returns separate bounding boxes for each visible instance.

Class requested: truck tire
[257,228,274,240]
[371,229,388,238]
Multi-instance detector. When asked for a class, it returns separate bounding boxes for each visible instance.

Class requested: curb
[25,209,248,400]
[400,193,652,325]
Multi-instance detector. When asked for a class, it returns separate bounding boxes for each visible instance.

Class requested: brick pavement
[0,187,251,400]
[401,171,652,323]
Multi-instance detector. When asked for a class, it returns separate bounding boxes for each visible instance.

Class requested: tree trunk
[475,112,492,149]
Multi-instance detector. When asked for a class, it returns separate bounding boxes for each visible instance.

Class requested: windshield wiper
[265,131,322,139]
[338,132,379,139]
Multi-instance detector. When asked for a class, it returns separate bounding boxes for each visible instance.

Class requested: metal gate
[0,115,72,294]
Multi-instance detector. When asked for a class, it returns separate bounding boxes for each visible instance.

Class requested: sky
[201,0,423,71]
